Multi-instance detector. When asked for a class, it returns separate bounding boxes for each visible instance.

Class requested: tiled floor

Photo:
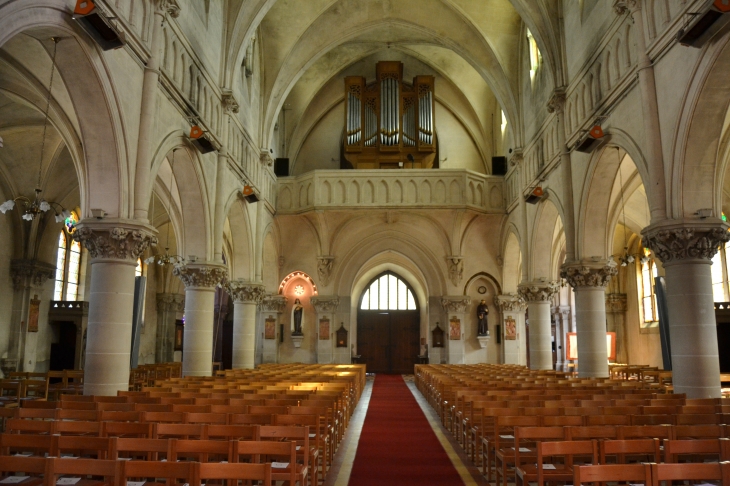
[324,375,488,486]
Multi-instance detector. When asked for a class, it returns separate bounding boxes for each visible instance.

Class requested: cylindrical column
[72,222,158,395]
[642,220,730,398]
[518,281,560,370]
[561,261,617,378]
[173,263,227,377]
[227,281,265,369]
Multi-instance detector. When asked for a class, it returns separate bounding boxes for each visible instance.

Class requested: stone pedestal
[259,295,287,364]
[173,263,227,377]
[291,334,304,348]
[73,221,157,395]
[495,294,527,365]
[441,297,471,364]
[477,335,490,349]
[643,220,730,398]
[311,296,340,364]
[518,281,560,370]
[561,260,617,378]
[226,281,265,370]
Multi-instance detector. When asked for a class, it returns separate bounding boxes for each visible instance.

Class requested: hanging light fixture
[0,38,70,223]
[144,149,184,266]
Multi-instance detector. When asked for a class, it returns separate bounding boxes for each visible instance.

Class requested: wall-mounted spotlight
[188,125,216,154]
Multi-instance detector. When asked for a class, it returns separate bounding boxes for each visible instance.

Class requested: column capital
[156,293,185,312]
[518,280,560,302]
[317,256,335,287]
[259,294,288,313]
[10,259,55,291]
[613,0,639,15]
[560,259,618,288]
[641,219,730,265]
[494,293,527,312]
[73,219,158,262]
[441,296,471,313]
[260,150,274,166]
[221,89,240,115]
[606,293,628,313]
[155,0,181,17]
[173,263,227,289]
[509,148,524,167]
[225,280,265,303]
[546,87,567,114]
[310,296,340,313]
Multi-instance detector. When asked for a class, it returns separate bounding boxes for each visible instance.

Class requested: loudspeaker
[574,125,606,153]
[188,126,216,154]
[274,158,290,177]
[73,0,126,51]
[242,185,259,203]
[525,186,545,204]
[677,0,730,48]
[492,156,507,176]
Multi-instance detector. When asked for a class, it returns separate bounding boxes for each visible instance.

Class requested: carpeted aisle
[348,374,464,485]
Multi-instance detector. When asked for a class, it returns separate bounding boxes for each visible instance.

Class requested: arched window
[53,211,82,302]
[526,29,542,81]
[359,273,417,310]
[53,232,67,301]
[639,248,658,323]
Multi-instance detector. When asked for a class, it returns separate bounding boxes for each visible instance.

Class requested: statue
[292,298,303,335]
[477,299,489,336]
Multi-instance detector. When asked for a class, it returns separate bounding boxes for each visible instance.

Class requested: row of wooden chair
[0,456,273,486]
[0,370,84,406]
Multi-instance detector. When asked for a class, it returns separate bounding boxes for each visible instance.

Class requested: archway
[357,272,419,374]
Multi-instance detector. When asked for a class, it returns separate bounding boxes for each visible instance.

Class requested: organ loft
[343,62,436,169]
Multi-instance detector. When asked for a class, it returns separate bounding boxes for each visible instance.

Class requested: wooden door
[357,310,419,374]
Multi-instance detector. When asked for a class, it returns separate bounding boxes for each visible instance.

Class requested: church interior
[1,0,730,483]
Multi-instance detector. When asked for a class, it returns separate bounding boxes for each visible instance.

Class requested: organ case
[344,62,436,169]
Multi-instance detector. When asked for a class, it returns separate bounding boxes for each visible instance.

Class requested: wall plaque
[319,318,330,340]
[265,316,276,340]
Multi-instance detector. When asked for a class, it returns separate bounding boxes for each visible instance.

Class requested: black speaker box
[274,158,290,177]
[492,156,507,176]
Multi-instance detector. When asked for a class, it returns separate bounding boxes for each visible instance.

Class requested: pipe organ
[344,62,436,169]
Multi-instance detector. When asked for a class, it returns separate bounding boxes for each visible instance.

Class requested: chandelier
[0,38,70,223]
[144,148,184,267]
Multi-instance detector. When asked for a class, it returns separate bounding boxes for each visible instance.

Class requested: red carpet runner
[348,374,464,485]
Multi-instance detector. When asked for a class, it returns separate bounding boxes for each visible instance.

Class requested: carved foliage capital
[260,151,274,166]
[494,293,526,312]
[157,293,185,312]
[441,296,471,314]
[173,264,227,289]
[613,0,639,15]
[518,281,560,302]
[642,222,730,264]
[547,88,567,114]
[446,256,464,287]
[73,224,157,262]
[155,0,180,17]
[221,89,239,114]
[259,294,288,312]
[226,280,266,303]
[310,296,340,314]
[10,259,55,291]
[560,261,617,288]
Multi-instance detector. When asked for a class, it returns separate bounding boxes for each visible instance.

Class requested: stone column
[606,294,628,364]
[615,1,667,221]
[518,281,560,370]
[3,260,55,374]
[494,294,527,365]
[155,293,184,363]
[73,221,157,395]
[642,220,730,398]
[560,261,617,378]
[259,295,287,364]
[311,296,340,364]
[555,306,572,370]
[133,0,180,220]
[440,297,471,364]
[226,281,265,370]
[173,263,227,377]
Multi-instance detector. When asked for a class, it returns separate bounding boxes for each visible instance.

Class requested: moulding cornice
[494,293,526,312]
[259,294,287,313]
[441,296,471,313]
[10,259,56,291]
[310,296,340,313]
[157,293,185,312]
[606,293,628,313]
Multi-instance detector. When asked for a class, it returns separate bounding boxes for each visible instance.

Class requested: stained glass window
[527,29,541,80]
[711,250,726,302]
[360,273,417,310]
[64,240,81,301]
[53,231,66,301]
[135,258,142,277]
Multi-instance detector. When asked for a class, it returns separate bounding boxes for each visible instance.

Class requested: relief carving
[173,264,227,289]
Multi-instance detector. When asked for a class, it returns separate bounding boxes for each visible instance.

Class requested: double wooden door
[357,310,419,374]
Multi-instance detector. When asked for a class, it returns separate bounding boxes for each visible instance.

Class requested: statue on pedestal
[477,299,489,336]
[292,298,303,335]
